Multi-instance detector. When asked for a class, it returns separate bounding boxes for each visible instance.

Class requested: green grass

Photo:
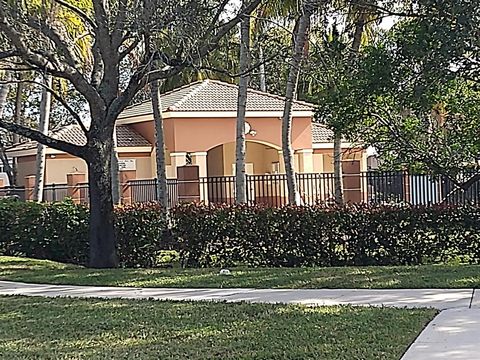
[0,295,436,359]
[1,256,479,289]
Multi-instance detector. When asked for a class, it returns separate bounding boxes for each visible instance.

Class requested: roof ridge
[207,79,316,109]
[122,80,207,111]
[168,80,210,111]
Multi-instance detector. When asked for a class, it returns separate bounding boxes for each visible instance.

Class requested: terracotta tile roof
[312,123,334,143]
[118,79,315,119]
[7,125,151,153]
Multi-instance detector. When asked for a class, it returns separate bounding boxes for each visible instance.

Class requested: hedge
[1,199,480,268]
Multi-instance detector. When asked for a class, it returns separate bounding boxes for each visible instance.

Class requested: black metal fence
[3,171,480,207]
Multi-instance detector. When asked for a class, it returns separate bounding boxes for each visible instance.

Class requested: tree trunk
[87,136,118,268]
[331,16,365,205]
[33,75,52,202]
[13,80,24,145]
[258,45,267,92]
[235,12,251,204]
[282,4,313,205]
[0,74,15,185]
[333,131,344,204]
[111,126,121,205]
[151,80,168,208]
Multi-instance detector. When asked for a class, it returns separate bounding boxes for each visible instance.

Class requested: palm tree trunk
[111,126,121,205]
[33,75,52,202]
[13,80,24,145]
[235,12,251,204]
[258,45,267,92]
[151,80,168,208]
[282,3,313,205]
[331,16,366,205]
[333,131,344,204]
[0,75,15,186]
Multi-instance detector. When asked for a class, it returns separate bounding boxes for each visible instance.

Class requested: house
[5,80,368,204]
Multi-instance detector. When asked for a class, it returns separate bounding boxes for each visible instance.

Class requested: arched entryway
[207,140,281,177]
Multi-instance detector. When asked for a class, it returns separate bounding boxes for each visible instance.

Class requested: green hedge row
[1,199,480,268]
[0,200,170,267]
[173,203,480,267]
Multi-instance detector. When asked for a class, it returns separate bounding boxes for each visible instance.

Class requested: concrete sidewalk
[0,281,479,359]
[0,280,474,309]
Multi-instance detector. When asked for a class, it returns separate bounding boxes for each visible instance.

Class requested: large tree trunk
[282,4,313,205]
[151,80,168,208]
[333,131,344,204]
[111,126,121,205]
[87,133,118,268]
[235,12,251,204]
[33,75,52,202]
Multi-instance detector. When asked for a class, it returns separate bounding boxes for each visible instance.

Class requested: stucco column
[170,152,187,179]
[190,152,208,202]
[24,175,35,201]
[66,173,86,204]
[296,149,314,174]
[277,150,286,174]
[120,170,137,205]
[0,178,3,188]
[343,160,362,203]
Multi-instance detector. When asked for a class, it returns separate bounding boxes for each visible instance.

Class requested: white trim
[190,152,208,156]
[296,149,314,154]
[8,146,152,158]
[117,110,313,124]
[170,152,188,156]
[117,146,152,153]
[313,142,356,149]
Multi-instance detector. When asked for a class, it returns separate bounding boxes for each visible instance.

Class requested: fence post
[24,176,35,201]
[120,170,136,205]
[177,165,200,203]
[342,160,362,203]
[67,173,86,204]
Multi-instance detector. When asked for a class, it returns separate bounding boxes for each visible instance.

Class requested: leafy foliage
[2,200,480,269]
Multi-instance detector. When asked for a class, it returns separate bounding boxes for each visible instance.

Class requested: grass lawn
[0,295,436,360]
[0,256,479,289]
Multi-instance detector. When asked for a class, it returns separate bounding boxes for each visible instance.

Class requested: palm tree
[235,4,252,204]
[332,0,379,204]
[282,1,315,205]
[0,72,14,186]
[151,79,168,208]
[32,74,52,202]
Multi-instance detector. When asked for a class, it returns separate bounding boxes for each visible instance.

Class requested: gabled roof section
[118,79,315,119]
[7,125,151,153]
[312,123,334,143]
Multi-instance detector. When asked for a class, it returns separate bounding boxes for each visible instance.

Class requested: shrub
[2,199,480,268]
[0,199,89,264]
[115,203,170,268]
[172,203,480,268]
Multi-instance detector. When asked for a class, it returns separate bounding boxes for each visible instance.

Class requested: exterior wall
[14,152,152,185]
[140,116,313,153]
[314,147,367,173]
[119,153,152,180]
[16,156,36,186]
[207,145,224,176]
[46,156,88,184]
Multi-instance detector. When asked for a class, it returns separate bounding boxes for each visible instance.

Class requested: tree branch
[0,79,89,136]
[52,0,96,29]
[0,120,85,157]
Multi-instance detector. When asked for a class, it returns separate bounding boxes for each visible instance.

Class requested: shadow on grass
[0,256,480,289]
[0,296,437,360]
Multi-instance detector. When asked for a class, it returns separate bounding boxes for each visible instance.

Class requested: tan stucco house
[5,80,367,203]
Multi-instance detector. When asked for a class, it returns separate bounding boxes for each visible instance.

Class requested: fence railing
[3,171,480,207]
